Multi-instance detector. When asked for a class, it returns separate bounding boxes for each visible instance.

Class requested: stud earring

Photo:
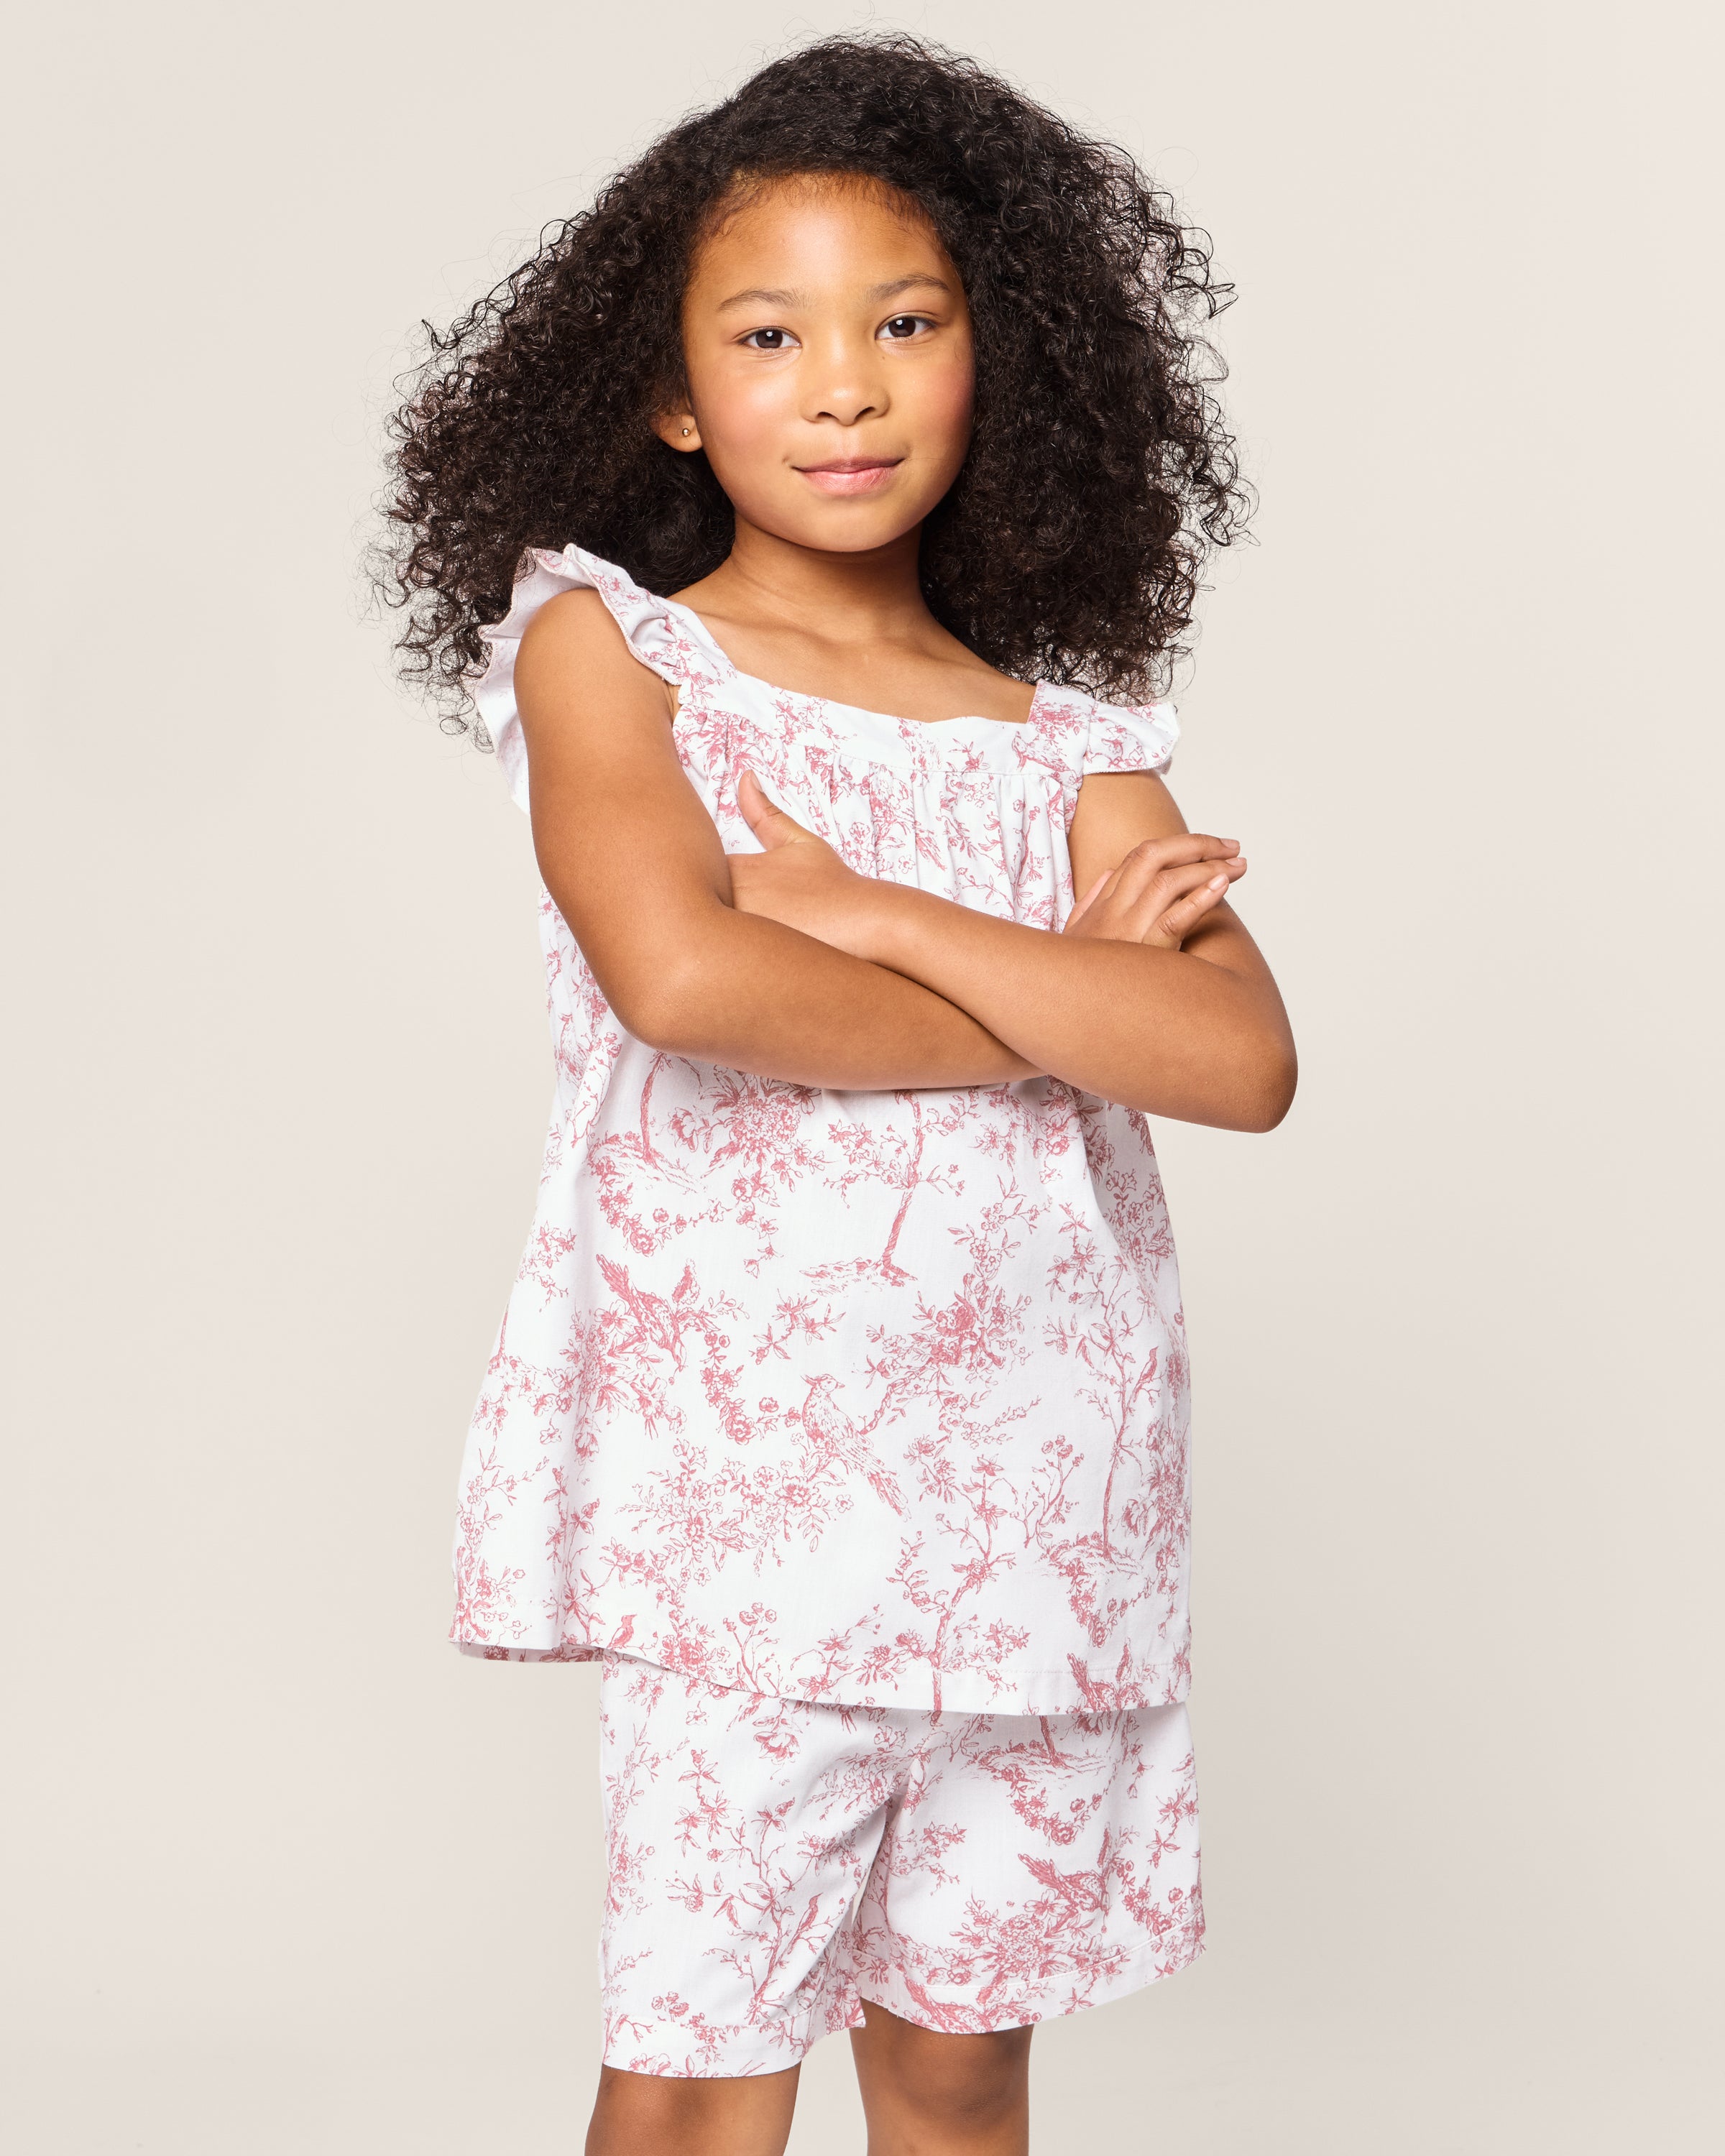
[681,427,692,436]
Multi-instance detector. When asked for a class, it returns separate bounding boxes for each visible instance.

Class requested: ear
[652,405,704,454]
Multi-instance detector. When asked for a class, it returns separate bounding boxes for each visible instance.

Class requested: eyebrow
[714,274,954,313]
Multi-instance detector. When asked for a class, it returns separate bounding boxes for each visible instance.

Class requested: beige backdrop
[5,1,1719,2149]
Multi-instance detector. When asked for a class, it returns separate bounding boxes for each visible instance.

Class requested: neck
[709,516,932,643]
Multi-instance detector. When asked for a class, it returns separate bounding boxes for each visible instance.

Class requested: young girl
[381,34,1292,2155]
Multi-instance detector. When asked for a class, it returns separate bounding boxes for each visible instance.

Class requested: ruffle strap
[473,545,731,811]
[1081,699,1179,777]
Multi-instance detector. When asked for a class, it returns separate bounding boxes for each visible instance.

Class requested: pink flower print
[452,545,1193,1718]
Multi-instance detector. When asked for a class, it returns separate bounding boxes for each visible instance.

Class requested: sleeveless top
[451,543,1192,1715]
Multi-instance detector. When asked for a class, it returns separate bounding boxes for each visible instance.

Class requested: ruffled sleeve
[473,545,732,811]
[1081,697,1179,777]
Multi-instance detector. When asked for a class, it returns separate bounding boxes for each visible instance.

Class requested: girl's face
[658,176,975,556]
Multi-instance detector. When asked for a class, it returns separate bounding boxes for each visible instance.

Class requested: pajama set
[452,545,1204,2076]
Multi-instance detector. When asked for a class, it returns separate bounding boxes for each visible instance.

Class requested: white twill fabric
[453,544,1192,1715]
[597,1654,1203,2074]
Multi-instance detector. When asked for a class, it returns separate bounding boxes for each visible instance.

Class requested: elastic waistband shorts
[598,1653,1203,2077]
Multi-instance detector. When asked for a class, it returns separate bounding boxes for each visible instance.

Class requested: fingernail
[1209,873,1228,890]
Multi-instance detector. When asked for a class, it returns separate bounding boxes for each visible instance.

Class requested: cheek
[912,352,975,466]
[692,359,791,458]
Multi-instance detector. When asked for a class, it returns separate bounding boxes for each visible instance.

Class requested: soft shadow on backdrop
[5,2,1719,2150]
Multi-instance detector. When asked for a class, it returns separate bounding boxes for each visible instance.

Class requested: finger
[1105,853,1247,940]
[737,768,816,848]
[1099,833,1242,911]
[1155,872,1235,943]
[735,766,777,829]
[1151,854,1248,908]
[1062,871,1111,932]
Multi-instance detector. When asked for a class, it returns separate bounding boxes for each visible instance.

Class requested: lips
[794,456,904,496]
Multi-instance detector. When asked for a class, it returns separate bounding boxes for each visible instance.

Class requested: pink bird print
[796,1373,906,1516]
[597,1255,685,1360]
[452,545,1194,1725]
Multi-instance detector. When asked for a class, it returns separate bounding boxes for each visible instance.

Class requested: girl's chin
[794,519,924,555]
[740,494,934,554]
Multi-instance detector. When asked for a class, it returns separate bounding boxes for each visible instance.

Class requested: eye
[879,314,932,341]
[740,326,796,351]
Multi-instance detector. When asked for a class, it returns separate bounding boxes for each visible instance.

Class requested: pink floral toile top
[452,545,1192,1714]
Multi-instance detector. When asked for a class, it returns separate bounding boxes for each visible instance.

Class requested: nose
[812,387,880,425]
[804,331,886,428]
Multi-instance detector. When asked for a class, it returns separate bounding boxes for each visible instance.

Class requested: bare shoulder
[934,635,1036,723]
[515,587,669,729]
[1070,768,1187,843]
[1069,770,1195,898]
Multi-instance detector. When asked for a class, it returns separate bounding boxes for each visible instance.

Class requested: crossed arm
[514,591,1297,1131]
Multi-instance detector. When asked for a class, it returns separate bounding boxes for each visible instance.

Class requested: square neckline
[659,593,1045,735]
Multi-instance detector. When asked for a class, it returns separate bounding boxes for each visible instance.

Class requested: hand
[724,770,883,958]
[1064,833,1247,949]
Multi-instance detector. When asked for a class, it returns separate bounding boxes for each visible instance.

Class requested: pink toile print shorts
[597,1654,1203,2078]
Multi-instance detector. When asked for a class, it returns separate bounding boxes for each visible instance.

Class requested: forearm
[868,887,1295,1129]
[617,898,1039,1090]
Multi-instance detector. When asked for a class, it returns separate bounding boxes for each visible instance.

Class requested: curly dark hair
[376,32,1248,728]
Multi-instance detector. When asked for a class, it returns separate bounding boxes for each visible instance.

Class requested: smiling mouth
[794,456,904,494]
